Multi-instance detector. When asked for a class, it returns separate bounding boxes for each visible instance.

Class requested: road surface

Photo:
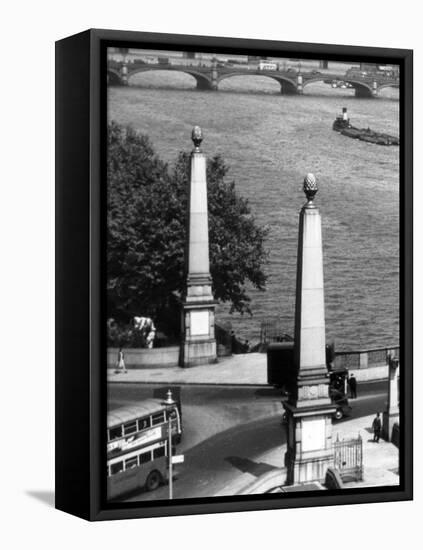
[108,381,387,501]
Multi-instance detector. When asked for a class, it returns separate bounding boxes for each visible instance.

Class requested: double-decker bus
[258,60,278,71]
[107,398,182,499]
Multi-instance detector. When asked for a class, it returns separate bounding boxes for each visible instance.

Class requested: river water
[108,72,400,351]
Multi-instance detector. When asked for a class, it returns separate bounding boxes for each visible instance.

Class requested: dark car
[281,388,351,424]
[330,388,352,420]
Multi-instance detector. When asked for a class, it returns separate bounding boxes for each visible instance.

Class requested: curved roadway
[108,382,387,501]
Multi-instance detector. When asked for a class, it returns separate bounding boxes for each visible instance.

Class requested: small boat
[333,108,399,146]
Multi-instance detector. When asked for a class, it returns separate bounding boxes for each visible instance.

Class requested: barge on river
[333,108,399,146]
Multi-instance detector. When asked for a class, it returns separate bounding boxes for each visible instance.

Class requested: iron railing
[334,346,400,369]
[260,320,293,345]
[260,320,399,368]
[333,434,363,482]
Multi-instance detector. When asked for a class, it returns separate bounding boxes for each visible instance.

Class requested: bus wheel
[334,409,343,421]
[146,470,162,491]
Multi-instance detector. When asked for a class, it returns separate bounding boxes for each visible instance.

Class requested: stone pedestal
[372,80,379,97]
[285,405,335,485]
[296,74,303,94]
[181,303,217,367]
[383,355,399,441]
[121,62,128,86]
[284,174,335,485]
[180,127,217,367]
[211,58,218,91]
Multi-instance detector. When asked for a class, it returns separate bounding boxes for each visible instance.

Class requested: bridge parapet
[107,60,399,97]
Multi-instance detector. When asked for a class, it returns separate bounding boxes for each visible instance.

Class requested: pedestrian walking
[115,347,127,374]
[372,412,382,442]
[348,373,357,398]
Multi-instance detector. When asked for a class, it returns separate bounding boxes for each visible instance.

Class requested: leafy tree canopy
[107,121,268,334]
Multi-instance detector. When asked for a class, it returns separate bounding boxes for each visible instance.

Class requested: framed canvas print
[55,29,412,521]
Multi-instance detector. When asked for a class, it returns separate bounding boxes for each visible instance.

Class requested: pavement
[214,413,399,496]
[108,352,388,385]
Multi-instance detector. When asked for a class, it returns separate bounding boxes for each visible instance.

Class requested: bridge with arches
[107,60,399,98]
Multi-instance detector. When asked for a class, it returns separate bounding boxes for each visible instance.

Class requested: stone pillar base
[285,448,334,485]
[382,410,399,441]
[180,301,217,367]
[181,339,217,368]
[284,402,336,485]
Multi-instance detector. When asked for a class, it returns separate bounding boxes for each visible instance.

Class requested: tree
[107,121,268,334]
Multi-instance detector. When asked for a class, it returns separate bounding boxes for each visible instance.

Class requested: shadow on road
[225,456,276,477]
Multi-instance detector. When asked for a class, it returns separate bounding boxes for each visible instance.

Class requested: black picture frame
[55,28,413,521]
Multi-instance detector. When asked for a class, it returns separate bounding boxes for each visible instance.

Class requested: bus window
[153,446,165,459]
[110,461,124,475]
[138,417,151,430]
[152,412,165,426]
[125,456,138,469]
[123,421,138,436]
[139,451,151,464]
[108,426,123,441]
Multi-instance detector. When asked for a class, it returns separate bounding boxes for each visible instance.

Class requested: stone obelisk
[382,354,399,441]
[284,174,336,485]
[180,126,217,367]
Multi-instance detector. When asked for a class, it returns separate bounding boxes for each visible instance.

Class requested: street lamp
[163,389,175,499]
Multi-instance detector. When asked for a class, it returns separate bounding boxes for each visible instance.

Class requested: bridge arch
[378,83,400,92]
[126,66,213,90]
[217,71,298,94]
[344,79,374,98]
[301,77,358,96]
[107,69,122,86]
[302,77,338,88]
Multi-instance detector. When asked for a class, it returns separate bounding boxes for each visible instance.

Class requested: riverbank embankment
[107,352,389,385]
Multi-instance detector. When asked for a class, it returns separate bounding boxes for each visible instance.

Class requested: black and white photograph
[3,0,421,546]
[105,45,403,502]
